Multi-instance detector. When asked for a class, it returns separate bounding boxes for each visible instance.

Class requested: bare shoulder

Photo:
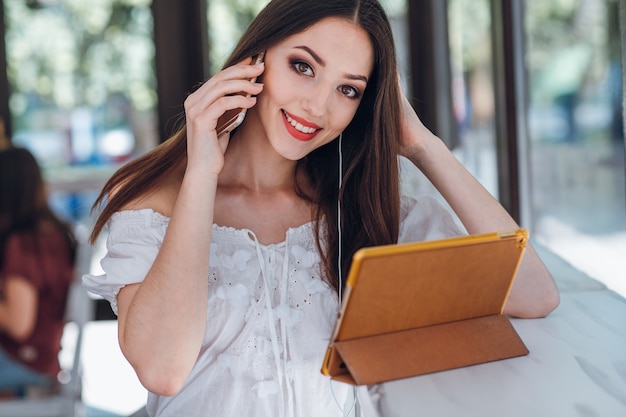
[120,167,184,218]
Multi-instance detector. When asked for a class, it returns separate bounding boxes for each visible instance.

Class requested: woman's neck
[219,126,298,193]
[213,124,315,243]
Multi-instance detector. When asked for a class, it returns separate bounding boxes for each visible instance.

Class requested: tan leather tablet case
[321,229,530,385]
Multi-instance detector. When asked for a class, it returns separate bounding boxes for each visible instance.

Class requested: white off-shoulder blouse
[83,189,463,417]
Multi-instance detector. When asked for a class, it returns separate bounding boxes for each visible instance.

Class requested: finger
[185,85,261,131]
[186,61,265,108]
[187,95,258,134]
[186,79,263,116]
[184,78,263,123]
[185,81,263,127]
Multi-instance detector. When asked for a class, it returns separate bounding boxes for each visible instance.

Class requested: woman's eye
[339,85,361,99]
[292,61,313,76]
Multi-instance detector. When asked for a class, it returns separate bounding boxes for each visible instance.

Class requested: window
[206,0,269,75]
[3,0,158,222]
[205,0,408,78]
[525,0,625,293]
[447,0,498,197]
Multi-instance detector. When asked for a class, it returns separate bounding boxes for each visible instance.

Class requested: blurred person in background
[0,146,76,398]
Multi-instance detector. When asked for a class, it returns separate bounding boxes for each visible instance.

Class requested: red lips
[282,110,321,142]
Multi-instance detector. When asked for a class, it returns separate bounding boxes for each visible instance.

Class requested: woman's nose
[301,84,332,118]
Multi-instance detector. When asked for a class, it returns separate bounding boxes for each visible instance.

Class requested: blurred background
[0,0,624,415]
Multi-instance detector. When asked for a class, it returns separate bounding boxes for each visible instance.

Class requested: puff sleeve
[399,194,465,243]
[82,209,169,315]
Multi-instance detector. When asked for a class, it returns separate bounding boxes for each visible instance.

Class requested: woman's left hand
[397,90,438,167]
[395,78,559,319]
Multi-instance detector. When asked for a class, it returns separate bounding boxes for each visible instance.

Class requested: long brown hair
[0,147,76,269]
[90,0,401,293]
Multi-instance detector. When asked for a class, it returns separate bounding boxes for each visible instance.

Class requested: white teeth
[284,112,317,134]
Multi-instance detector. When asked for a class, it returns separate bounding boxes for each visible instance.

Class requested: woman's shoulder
[120,167,182,217]
[399,193,466,242]
[101,209,169,255]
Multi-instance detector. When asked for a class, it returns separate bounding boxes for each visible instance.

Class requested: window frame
[2,0,624,225]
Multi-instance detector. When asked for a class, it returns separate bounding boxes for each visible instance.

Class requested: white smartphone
[216,51,266,137]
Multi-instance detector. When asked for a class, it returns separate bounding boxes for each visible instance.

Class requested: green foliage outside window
[5,0,156,123]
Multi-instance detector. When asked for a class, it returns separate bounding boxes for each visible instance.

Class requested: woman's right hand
[183,58,264,176]
[115,60,264,396]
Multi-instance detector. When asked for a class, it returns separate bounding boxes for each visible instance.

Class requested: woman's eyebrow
[295,45,326,66]
[294,45,369,83]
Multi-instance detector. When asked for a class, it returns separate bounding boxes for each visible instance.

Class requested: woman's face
[250,17,374,160]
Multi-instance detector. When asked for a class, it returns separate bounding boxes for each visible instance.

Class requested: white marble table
[358,245,626,417]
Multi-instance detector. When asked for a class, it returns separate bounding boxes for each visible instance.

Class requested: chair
[0,223,95,417]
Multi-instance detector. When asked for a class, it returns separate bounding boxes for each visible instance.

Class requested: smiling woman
[82,0,558,416]
[249,17,373,157]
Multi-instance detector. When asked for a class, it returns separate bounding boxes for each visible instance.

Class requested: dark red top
[0,231,74,376]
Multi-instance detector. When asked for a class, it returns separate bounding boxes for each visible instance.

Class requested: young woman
[0,147,76,397]
[84,0,559,415]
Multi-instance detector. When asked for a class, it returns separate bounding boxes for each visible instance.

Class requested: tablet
[321,228,530,385]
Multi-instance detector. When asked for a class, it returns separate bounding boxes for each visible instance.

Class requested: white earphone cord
[338,133,343,302]
[332,133,360,417]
